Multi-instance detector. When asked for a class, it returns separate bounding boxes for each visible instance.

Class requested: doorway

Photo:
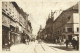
[68,35,72,41]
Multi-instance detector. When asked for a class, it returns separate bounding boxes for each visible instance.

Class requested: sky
[2,0,79,35]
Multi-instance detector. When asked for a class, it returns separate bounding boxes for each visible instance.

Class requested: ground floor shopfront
[2,25,22,48]
[52,32,79,44]
[2,26,31,48]
[2,25,10,48]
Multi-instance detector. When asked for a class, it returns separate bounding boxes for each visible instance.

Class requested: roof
[12,2,29,19]
[53,3,78,23]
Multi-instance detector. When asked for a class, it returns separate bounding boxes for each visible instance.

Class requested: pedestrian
[25,38,30,45]
[25,39,28,45]
[8,40,11,51]
[76,36,79,50]
[59,39,62,45]
[55,39,57,44]
[5,42,8,51]
[27,39,30,45]
[38,39,41,44]
[65,39,69,48]
[72,38,76,49]
[76,40,79,50]
[63,39,66,44]
[23,38,25,43]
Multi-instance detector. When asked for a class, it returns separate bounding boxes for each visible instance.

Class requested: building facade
[2,2,32,48]
[38,3,79,43]
[44,11,55,42]
[37,11,55,42]
[52,4,79,43]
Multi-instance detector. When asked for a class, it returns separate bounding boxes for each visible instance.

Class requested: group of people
[4,40,11,51]
[53,36,79,50]
[25,38,30,45]
[65,37,79,50]
[38,39,42,44]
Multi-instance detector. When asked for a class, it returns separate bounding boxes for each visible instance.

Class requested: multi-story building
[44,11,54,41]
[37,11,55,42]
[37,25,43,39]
[27,20,32,39]
[52,4,79,43]
[40,3,79,43]
[2,2,32,48]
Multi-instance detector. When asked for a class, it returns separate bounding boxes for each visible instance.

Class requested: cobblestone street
[2,41,79,53]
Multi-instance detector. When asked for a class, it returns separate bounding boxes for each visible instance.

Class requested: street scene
[2,40,79,53]
[2,0,80,53]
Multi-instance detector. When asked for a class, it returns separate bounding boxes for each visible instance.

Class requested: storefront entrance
[2,26,10,48]
[68,35,72,41]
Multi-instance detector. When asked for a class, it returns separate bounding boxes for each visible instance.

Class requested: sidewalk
[43,42,78,51]
[2,42,35,53]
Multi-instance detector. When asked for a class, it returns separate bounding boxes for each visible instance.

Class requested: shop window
[67,28,72,32]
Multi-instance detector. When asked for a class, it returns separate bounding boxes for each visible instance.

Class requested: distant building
[37,25,43,39]
[44,11,55,41]
[37,11,55,41]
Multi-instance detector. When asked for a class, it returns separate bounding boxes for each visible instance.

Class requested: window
[67,28,72,32]
[68,16,71,20]
[77,27,79,32]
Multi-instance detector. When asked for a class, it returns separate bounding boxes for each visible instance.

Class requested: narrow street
[2,40,78,53]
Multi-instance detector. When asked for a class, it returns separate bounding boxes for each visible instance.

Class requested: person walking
[75,36,79,50]
[76,39,79,50]
[65,39,69,48]
[72,38,76,49]
[27,39,30,45]
[8,40,11,51]
[25,39,29,45]
[25,39,27,44]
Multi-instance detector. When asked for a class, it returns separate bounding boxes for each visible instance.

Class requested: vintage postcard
[0,0,80,53]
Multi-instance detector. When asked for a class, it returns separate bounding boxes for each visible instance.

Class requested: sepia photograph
[1,0,80,53]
